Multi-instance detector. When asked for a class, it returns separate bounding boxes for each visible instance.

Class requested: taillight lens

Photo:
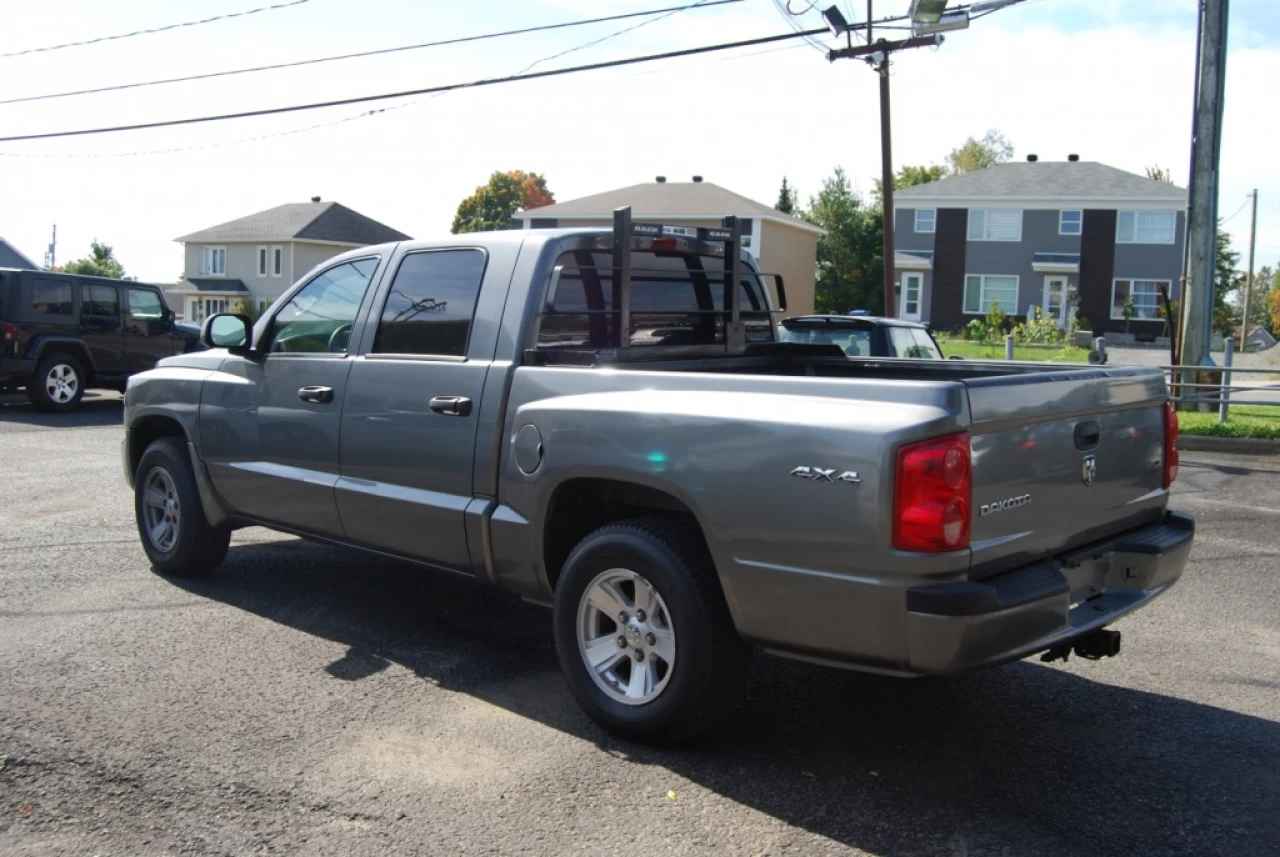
[894,432,971,552]
[1163,401,1179,489]
[1,322,17,342]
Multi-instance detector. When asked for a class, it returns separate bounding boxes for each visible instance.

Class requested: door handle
[429,395,472,417]
[298,385,334,404]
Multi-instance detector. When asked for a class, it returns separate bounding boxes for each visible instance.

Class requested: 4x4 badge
[791,466,861,484]
[1081,454,1097,486]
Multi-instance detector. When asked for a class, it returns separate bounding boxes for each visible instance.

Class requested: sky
[1,0,1278,284]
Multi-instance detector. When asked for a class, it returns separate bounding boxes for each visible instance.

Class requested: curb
[1178,435,1280,455]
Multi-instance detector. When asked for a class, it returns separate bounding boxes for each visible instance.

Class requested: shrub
[965,319,988,342]
[985,300,1007,340]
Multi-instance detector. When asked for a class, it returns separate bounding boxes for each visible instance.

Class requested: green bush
[965,319,988,342]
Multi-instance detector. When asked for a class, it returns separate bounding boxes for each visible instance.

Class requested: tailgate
[964,366,1169,578]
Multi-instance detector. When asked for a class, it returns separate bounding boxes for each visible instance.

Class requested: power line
[0,29,825,144]
[0,0,742,106]
[1,0,312,59]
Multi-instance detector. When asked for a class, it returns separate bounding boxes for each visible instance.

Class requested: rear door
[122,287,174,372]
[78,283,124,372]
[336,244,513,571]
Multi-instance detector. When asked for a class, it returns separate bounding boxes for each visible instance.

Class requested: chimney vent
[1026,154,1038,163]
[310,196,321,202]
[1067,153,1080,162]
[655,176,666,183]
[692,175,703,183]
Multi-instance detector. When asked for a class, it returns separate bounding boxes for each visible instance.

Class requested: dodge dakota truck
[122,209,1193,743]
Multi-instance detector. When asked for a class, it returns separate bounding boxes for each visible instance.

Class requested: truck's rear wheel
[134,438,230,576]
[27,352,85,412]
[553,518,749,744]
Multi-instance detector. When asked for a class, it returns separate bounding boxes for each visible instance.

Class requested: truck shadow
[170,537,1278,856]
[0,392,123,428]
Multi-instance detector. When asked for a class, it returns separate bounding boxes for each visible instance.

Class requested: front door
[123,287,175,372]
[900,273,923,321]
[78,283,124,373]
[336,247,494,571]
[200,257,383,538]
[1042,276,1068,328]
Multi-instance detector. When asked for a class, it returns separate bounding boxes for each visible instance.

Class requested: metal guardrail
[1157,339,1280,423]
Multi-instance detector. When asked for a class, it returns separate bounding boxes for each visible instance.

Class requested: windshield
[779,323,874,357]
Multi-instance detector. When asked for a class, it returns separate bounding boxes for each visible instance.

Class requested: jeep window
[266,257,378,354]
[81,284,120,318]
[373,250,487,358]
[127,288,164,321]
[32,280,73,315]
[887,326,942,360]
[538,250,772,349]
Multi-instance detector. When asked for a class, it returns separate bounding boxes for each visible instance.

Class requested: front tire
[134,438,230,576]
[553,518,749,744]
[27,352,86,412]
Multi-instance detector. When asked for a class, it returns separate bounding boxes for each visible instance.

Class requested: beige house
[173,197,410,321]
[511,177,823,316]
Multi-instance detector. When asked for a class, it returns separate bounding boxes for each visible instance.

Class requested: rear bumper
[904,510,1194,674]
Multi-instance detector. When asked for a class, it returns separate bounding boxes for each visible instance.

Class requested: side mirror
[948,354,964,360]
[201,313,253,352]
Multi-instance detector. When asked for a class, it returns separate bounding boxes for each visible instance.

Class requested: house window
[257,247,268,277]
[963,274,1019,315]
[272,246,283,277]
[1112,279,1167,320]
[1117,211,1176,244]
[1059,210,1083,235]
[914,209,936,233]
[200,246,226,275]
[967,209,1022,241]
[189,299,201,321]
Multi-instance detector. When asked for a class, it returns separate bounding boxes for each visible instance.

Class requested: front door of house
[1042,276,1068,327]
[900,273,922,321]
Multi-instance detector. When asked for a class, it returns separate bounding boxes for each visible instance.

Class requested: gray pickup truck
[122,209,1193,743]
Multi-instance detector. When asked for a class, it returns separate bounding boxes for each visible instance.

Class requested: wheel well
[543,478,709,592]
[128,416,188,482]
[37,342,94,379]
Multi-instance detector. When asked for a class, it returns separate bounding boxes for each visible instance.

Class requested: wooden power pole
[1239,189,1257,350]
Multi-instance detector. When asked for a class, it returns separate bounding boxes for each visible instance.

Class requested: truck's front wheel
[134,438,230,576]
[553,518,749,744]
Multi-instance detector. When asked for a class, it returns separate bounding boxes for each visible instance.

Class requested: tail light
[1163,401,1179,489]
[894,432,971,552]
[1,322,16,341]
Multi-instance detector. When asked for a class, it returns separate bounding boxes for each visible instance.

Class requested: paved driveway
[1,398,1277,856]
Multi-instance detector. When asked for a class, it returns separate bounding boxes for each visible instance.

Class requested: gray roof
[0,237,40,269]
[511,180,825,234]
[895,162,1186,200]
[178,278,249,293]
[177,201,411,245]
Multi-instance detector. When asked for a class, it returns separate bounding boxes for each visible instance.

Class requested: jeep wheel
[134,438,230,576]
[553,518,750,744]
[27,352,86,412]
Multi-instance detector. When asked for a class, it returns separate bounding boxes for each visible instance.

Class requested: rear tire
[134,438,230,576]
[27,352,86,412]
[553,518,749,744]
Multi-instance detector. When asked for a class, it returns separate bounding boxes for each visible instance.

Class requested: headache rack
[527,206,787,365]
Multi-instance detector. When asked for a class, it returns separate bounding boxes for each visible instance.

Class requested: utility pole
[1238,189,1257,350]
[1179,0,1230,377]
[44,224,57,270]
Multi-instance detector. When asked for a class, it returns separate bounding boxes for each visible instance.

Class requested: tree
[775,177,798,215]
[61,240,125,279]
[872,164,947,207]
[1145,165,1175,183]
[1212,226,1242,336]
[231,299,264,322]
[1248,265,1275,334]
[451,170,554,234]
[1270,284,1280,338]
[803,167,884,315]
[946,129,1014,175]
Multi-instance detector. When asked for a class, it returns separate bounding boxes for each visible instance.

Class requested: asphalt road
[1,394,1277,856]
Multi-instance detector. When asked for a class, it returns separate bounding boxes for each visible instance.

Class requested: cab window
[266,258,378,354]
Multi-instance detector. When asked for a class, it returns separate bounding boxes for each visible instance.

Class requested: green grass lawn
[938,341,1093,362]
[1178,405,1280,439]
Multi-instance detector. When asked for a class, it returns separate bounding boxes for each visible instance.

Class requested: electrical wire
[770,0,830,54]
[1221,195,1252,225]
[0,29,827,143]
[0,0,743,106]
[2,0,311,59]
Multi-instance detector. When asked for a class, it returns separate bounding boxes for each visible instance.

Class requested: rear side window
[32,279,73,315]
[781,324,873,356]
[373,250,487,357]
[81,284,120,317]
[539,250,771,349]
[888,326,940,359]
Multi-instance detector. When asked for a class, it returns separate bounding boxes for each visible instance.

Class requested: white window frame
[272,246,284,277]
[963,274,1020,315]
[1111,278,1168,320]
[914,209,936,234]
[256,246,268,277]
[967,209,1022,242]
[200,246,226,276]
[1116,210,1176,245]
[1059,210,1083,235]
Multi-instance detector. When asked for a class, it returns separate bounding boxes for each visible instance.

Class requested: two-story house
[892,157,1186,338]
[173,197,410,321]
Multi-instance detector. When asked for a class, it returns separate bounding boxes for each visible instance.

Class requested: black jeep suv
[1,268,202,412]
